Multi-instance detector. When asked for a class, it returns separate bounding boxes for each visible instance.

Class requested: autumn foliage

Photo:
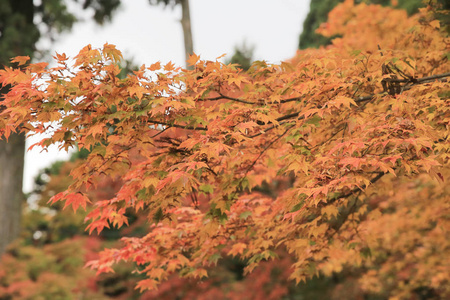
[1,1,449,298]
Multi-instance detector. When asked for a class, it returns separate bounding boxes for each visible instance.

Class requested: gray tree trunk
[0,133,25,254]
[180,0,194,70]
[0,0,33,256]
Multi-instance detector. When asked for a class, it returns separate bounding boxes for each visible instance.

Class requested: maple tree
[0,1,449,298]
[0,154,145,299]
[298,0,425,49]
[0,151,316,299]
[2,151,447,299]
[0,0,122,255]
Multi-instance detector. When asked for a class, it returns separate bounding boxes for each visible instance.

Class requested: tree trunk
[0,133,25,254]
[0,0,33,256]
[180,0,194,70]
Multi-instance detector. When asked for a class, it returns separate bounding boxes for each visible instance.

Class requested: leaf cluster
[0,2,449,297]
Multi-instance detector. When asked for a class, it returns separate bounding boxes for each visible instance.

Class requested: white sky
[23,0,311,192]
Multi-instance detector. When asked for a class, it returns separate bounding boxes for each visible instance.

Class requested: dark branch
[416,72,450,83]
[203,72,450,107]
[150,72,449,133]
[326,172,386,206]
[203,93,255,104]
[148,120,207,131]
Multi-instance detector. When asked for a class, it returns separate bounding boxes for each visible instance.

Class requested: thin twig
[147,72,450,133]
[325,172,385,206]
[203,93,255,104]
[151,125,171,138]
[148,120,207,131]
[231,124,295,199]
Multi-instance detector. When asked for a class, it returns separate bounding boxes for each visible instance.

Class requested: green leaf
[360,247,372,258]
[91,144,106,157]
[199,184,214,194]
[305,115,321,127]
[291,201,304,212]
[239,211,252,220]
[152,207,164,224]
[350,49,362,56]
[208,253,221,264]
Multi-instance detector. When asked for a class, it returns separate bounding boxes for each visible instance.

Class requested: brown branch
[280,97,302,104]
[249,122,286,138]
[325,171,388,241]
[355,95,374,103]
[276,111,301,122]
[311,125,346,150]
[207,72,450,106]
[380,72,450,83]
[147,120,207,131]
[231,124,294,199]
[252,71,450,132]
[150,72,450,133]
[203,93,255,104]
[325,172,385,206]
[151,125,172,138]
[416,72,450,83]
[204,94,302,105]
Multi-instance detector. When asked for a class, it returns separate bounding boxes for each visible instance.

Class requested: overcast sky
[23,0,311,192]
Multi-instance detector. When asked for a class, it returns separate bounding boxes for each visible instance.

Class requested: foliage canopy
[298,0,426,49]
[1,1,449,297]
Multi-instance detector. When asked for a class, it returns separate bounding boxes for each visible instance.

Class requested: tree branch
[147,120,207,131]
[150,72,449,133]
[203,72,450,107]
[203,93,255,105]
[325,172,385,206]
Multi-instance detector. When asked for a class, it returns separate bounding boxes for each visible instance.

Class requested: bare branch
[148,120,207,131]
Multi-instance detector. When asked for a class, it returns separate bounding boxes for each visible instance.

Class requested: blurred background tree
[226,41,254,71]
[299,0,425,49]
[148,0,194,69]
